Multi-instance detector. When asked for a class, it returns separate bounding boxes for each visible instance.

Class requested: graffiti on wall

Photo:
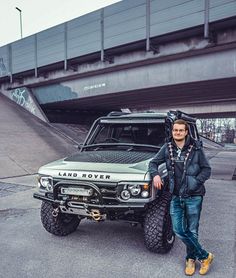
[11,87,36,115]
[0,57,7,77]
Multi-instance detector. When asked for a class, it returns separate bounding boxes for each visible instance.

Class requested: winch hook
[90,209,102,221]
[52,207,59,217]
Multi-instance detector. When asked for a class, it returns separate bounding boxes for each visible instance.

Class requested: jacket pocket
[186,175,200,193]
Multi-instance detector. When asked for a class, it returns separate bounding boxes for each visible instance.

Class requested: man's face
[172,123,188,142]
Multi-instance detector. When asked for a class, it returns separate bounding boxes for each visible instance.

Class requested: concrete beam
[1,28,236,118]
[26,46,236,107]
[140,101,236,118]
[2,27,236,91]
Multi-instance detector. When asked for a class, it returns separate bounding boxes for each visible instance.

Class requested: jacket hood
[170,135,201,150]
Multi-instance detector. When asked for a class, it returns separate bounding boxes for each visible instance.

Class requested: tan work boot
[199,253,214,275]
[185,259,196,276]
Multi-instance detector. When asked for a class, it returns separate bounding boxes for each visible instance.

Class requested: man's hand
[153,175,163,190]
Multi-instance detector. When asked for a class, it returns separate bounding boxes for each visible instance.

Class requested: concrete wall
[31,47,236,104]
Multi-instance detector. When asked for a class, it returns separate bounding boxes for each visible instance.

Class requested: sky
[0,0,121,47]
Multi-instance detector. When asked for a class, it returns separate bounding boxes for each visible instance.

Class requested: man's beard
[174,138,185,142]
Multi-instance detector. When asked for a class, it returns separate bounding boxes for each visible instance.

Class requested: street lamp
[15,7,23,39]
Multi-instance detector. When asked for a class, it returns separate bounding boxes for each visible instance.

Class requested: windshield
[86,122,166,147]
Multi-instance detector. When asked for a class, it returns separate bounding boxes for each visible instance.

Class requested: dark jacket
[148,138,211,197]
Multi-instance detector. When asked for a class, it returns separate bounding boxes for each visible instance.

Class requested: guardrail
[0,0,235,82]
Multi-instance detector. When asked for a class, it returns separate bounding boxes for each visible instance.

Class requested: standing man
[149,119,213,276]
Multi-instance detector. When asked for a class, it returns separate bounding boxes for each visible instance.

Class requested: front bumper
[34,179,156,222]
[33,192,146,210]
[34,179,153,212]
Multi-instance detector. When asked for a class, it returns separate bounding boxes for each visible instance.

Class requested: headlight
[119,182,150,200]
[141,191,149,198]
[120,190,131,200]
[128,184,141,196]
[39,176,53,191]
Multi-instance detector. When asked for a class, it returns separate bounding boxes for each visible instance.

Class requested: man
[149,119,213,276]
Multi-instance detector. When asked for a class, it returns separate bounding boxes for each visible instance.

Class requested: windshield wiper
[82,143,133,150]
[126,144,160,151]
[82,143,160,151]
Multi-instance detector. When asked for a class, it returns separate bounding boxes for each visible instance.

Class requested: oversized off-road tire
[144,192,175,253]
[40,201,81,236]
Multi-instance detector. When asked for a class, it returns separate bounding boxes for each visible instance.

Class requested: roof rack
[167,110,196,123]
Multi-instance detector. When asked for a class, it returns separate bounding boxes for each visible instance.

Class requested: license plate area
[61,187,93,196]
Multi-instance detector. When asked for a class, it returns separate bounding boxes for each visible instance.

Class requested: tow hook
[84,205,105,221]
[90,209,102,221]
[52,207,59,217]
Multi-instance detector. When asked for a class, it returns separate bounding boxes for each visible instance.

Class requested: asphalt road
[0,95,235,278]
[0,149,236,278]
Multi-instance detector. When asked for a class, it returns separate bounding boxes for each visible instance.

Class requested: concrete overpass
[0,0,236,121]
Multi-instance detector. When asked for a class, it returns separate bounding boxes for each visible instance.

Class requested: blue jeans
[170,195,209,261]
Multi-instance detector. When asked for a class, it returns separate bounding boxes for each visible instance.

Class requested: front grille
[53,179,118,205]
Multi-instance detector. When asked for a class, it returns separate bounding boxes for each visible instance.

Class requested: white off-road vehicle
[34,110,200,253]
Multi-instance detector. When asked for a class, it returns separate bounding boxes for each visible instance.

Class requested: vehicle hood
[38,150,156,182]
